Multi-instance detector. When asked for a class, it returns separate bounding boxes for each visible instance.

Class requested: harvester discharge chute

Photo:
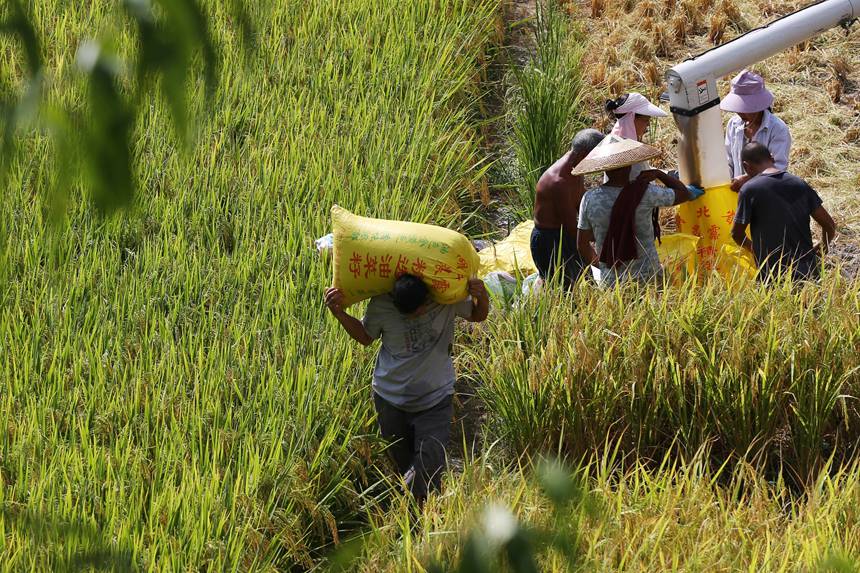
[665,0,857,276]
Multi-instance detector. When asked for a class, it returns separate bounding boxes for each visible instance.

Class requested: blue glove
[686,184,705,200]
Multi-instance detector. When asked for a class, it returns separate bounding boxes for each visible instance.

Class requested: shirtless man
[530,128,604,287]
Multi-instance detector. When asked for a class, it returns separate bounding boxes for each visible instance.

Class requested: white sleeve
[767,121,792,171]
[725,117,737,179]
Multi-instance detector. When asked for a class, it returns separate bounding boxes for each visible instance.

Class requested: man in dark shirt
[731,142,836,282]
[531,128,605,287]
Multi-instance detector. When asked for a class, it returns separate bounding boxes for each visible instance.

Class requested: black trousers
[373,393,452,500]
[530,226,585,287]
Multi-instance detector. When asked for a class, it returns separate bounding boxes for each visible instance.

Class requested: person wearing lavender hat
[721,69,792,192]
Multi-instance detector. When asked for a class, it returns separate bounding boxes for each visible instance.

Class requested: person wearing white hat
[721,69,792,192]
[605,92,669,181]
[574,135,704,287]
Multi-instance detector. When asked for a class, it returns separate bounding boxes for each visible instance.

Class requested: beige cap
[570,134,661,176]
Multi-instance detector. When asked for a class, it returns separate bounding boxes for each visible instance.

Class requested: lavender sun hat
[719,70,774,113]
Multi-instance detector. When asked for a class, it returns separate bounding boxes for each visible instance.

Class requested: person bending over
[731,142,836,282]
[324,274,489,505]
[531,128,605,287]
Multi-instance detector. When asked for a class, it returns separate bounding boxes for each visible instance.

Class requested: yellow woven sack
[331,205,479,307]
[656,233,700,284]
[717,243,757,283]
[676,183,752,279]
[478,220,538,277]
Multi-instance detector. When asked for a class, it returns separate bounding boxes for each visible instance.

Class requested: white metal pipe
[667,0,857,113]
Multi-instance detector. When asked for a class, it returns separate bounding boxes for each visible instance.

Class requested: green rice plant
[0,0,503,569]
[346,447,860,572]
[508,0,588,218]
[465,272,860,479]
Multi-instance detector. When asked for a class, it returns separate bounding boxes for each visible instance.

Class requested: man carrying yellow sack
[324,274,489,506]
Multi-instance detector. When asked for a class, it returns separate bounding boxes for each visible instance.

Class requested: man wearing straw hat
[575,135,704,286]
[721,69,792,192]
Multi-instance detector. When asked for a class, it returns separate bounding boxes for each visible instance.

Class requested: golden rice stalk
[634,0,661,19]
[591,0,605,18]
[709,12,727,45]
[681,0,704,32]
[589,60,608,86]
[632,36,654,60]
[606,67,628,94]
[829,54,851,82]
[720,0,744,28]
[759,1,781,17]
[640,16,656,34]
[671,13,688,43]
[602,47,619,67]
[652,26,674,57]
[644,60,662,87]
[827,78,843,103]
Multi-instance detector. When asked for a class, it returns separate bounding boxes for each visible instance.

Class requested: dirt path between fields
[449,0,539,462]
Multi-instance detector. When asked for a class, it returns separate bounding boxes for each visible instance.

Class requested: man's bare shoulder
[536,168,567,192]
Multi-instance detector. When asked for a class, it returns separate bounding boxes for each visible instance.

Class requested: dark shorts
[373,393,453,500]
[530,226,585,286]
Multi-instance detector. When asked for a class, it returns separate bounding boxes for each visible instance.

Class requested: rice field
[1,0,859,571]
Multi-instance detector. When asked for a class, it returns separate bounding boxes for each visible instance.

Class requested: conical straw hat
[570,134,662,176]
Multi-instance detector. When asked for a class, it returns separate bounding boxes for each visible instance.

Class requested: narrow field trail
[448,0,540,462]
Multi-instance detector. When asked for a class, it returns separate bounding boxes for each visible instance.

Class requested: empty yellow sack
[479,221,699,284]
[478,221,537,277]
[717,243,757,282]
[656,233,700,284]
[331,205,479,307]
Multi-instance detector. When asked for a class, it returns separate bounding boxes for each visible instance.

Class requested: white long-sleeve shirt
[725,110,791,179]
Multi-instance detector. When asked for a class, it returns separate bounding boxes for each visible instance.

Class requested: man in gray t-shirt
[325,274,489,503]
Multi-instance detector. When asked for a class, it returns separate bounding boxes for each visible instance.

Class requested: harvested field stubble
[577,0,860,245]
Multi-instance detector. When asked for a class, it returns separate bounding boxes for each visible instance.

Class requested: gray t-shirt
[362,295,473,412]
[577,184,675,286]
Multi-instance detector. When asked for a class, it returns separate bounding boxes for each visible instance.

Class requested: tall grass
[349,447,860,572]
[463,273,860,485]
[0,0,502,569]
[509,0,588,218]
